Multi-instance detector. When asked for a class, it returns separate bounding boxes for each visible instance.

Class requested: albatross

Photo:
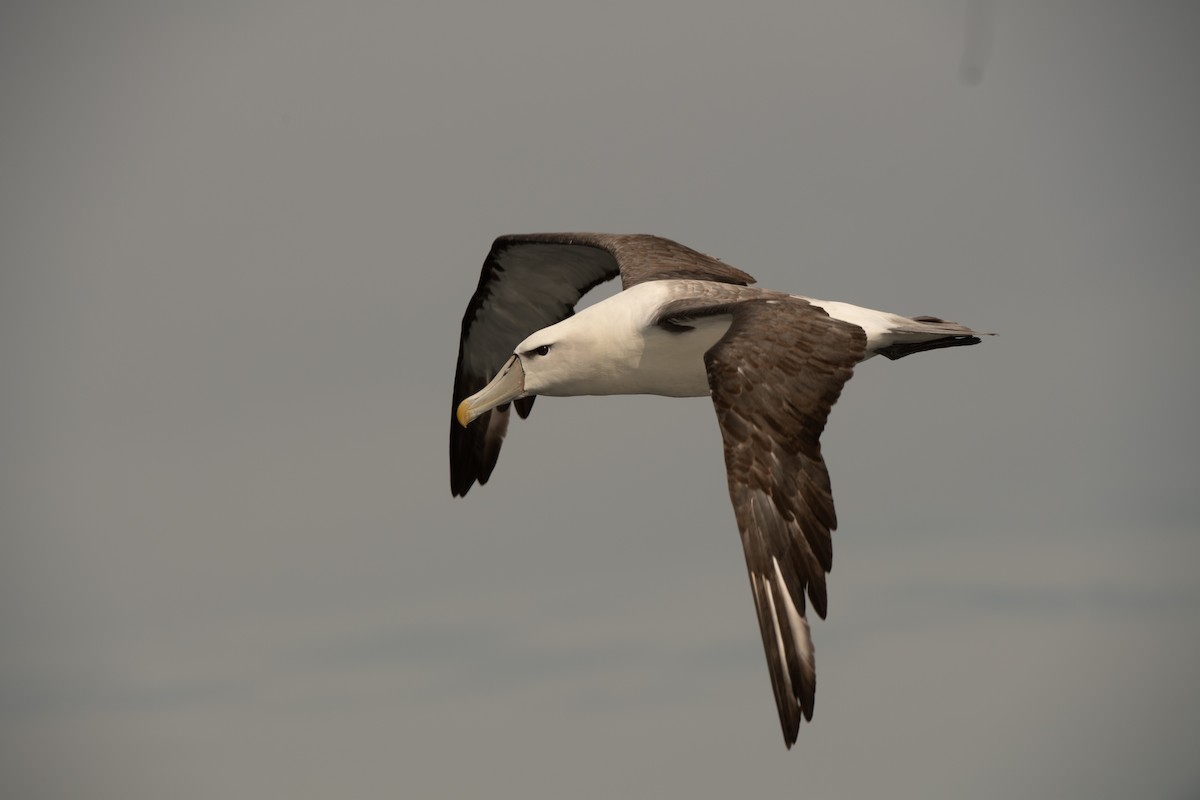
[450,232,989,748]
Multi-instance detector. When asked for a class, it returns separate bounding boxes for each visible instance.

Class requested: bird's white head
[456,296,648,427]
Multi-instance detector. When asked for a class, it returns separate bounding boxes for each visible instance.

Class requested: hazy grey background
[3,2,1198,797]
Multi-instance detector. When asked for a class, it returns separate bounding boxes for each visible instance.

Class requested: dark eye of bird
[533,344,551,356]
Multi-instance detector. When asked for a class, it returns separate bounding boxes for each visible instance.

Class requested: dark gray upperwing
[451,233,755,496]
[701,297,867,747]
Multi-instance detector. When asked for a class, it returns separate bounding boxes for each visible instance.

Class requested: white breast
[633,313,732,396]
[540,281,732,398]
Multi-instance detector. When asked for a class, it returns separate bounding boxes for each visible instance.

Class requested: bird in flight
[451,233,988,747]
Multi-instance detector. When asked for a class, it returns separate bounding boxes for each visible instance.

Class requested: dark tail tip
[875,335,983,361]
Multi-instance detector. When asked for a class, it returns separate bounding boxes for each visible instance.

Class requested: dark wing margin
[702,297,867,747]
[451,233,756,496]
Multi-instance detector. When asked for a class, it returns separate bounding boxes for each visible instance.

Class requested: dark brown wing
[451,233,755,496]
[703,297,867,747]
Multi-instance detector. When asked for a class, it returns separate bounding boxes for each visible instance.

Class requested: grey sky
[2,2,1198,798]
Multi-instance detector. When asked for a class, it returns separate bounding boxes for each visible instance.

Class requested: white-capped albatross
[450,232,988,748]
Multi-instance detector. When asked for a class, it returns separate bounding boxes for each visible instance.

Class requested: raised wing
[703,297,867,747]
[451,233,755,496]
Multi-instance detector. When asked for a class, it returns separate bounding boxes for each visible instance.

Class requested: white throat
[519,281,731,398]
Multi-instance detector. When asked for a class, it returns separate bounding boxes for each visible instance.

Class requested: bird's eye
[531,344,551,356]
